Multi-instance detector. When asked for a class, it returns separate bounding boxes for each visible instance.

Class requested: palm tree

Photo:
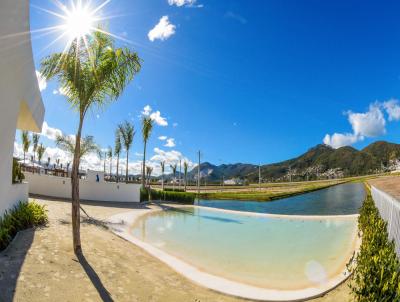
[56,134,101,165]
[146,166,153,187]
[107,146,113,180]
[21,131,30,165]
[184,161,189,191]
[114,129,122,183]
[41,31,141,253]
[160,161,165,191]
[32,133,40,173]
[118,121,135,183]
[141,116,153,188]
[36,144,46,174]
[170,163,177,191]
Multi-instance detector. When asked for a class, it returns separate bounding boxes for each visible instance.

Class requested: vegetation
[37,144,46,168]
[0,201,47,251]
[119,121,135,183]
[140,188,195,204]
[12,158,24,184]
[41,31,141,254]
[348,187,400,301]
[183,161,188,191]
[146,166,153,187]
[160,161,165,191]
[170,163,177,191]
[114,129,122,182]
[56,134,101,164]
[107,146,113,175]
[32,133,40,173]
[141,116,154,188]
[21,131,30,165]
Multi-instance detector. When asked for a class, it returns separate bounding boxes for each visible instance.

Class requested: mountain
[187,141,400,183]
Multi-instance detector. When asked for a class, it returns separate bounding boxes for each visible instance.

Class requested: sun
[63,3,95,40]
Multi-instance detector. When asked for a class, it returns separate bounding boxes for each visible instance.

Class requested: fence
[371,185,400,256]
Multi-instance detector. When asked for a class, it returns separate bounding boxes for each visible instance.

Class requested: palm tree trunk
[162,173,164,191]
[33,153,35,174]
[71,116,83,255]
[116,154,119,183]
[125,151,129,183]
[23,152,25,165]
[109,158,112,181]
[141,142,147,188]
[185,174,187,191]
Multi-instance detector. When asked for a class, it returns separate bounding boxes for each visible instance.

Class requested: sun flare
[63,3,95,40]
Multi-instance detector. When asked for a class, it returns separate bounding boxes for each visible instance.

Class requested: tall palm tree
[141,116,153,188]
[41,31,141,253]
[146,166,153,187]
[37,144,45,174]
[114,129,122,183]
[21,131,30,165]
[160,161,165,191]
[184,161,189,191]
[32,133,40,173]
[170,163,177,191]
[118,121,135,183]
[107,146,113,179]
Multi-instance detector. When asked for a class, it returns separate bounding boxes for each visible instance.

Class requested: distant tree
[21,131,30,164]
[160,161,165,191]
[37,144,46,172]
[114,128,122,183]
[118,121,135,183]
[146,166,153,187]
[184,161,189,191]
[141,116,153,188]
[170,163,177,191]
[32,133,40,173]
[107,146,113,178]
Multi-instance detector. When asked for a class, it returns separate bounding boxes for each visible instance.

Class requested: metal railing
[371,186,400,256]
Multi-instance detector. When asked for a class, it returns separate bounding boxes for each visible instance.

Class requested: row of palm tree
[20,131,46,173]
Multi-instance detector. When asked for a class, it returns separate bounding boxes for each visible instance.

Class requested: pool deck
[369,175,400,201]
[109,204,360,302]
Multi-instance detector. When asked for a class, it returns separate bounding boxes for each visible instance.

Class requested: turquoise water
[196,183,365,215]
[131,207,357,290]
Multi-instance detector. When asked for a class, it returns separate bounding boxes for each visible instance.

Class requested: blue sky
[20,0,400,173]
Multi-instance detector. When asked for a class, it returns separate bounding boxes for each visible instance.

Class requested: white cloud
[52,87,68,95]
[142,105,152,116]
[35,70,47,91]
[148,16,176,42]
[150,111,168,126]
[41,121,63,141]
[168,0,197,6]
[347,104,386,137]
[323,133,361,149]
[383,99,400,121]
[164,138,176,147]
[158,136,167,141]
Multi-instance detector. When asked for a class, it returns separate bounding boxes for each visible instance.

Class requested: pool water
[196,183,365,215]
[131,207,358,290]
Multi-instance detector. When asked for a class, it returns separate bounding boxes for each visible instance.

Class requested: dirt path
[0,197,352,301]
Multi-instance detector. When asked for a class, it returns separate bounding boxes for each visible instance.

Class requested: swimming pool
[130,206,358,291]
[196,182,365,215]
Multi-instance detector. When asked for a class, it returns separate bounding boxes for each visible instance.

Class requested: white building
[0,0,45,214]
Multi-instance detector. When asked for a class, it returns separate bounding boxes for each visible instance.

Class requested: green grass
[0,201,48,251]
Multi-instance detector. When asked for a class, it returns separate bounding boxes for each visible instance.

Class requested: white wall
[371,186,400,257]
[26,173,141,203]
[0,0,45,215]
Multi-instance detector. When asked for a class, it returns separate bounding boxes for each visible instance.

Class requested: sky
[14,0,400,175]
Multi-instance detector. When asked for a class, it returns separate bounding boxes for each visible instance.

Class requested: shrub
[140,188,195,204]
[12,158,24,184]
[348,188,400,301]
[0,201,48,251]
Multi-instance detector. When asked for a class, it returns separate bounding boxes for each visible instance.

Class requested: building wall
[0,0,45,215]
[371,185,400,256]
[26,173,141,203]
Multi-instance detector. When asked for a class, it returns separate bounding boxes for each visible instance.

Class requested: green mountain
[188,141,400,183]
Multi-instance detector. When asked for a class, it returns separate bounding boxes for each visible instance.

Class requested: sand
[0,197,352,301]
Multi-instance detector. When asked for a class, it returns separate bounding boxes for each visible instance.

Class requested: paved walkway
[369,175,400,200]
[0,197,351,301]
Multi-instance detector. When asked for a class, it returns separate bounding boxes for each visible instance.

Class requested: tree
[118,121,135,183]
[183,161,188,191]
[32,133,40,174]
[114,129,122,183]
[170,163,177,191]
[107,146,113,179]
[160,161,165,191]
[37,144,46,171]
[21,131,30,165]
[141,116,153,188]
[56,134,101,166]
[146,166,153,187]
[41,31,141,253]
